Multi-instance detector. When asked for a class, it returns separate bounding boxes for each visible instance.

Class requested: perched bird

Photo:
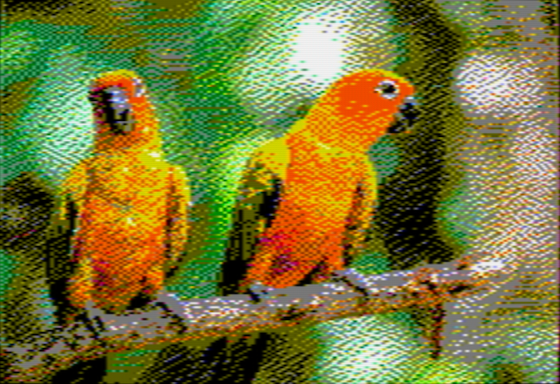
[224,69,416,296]
[52,69,190,320]
[48,70,189,383]
[207,69,417,383]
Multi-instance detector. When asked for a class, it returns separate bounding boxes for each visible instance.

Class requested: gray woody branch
[3,258,515,383]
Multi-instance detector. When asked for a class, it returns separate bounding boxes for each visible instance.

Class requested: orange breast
[69,156,171,311]
[244,149,367,290]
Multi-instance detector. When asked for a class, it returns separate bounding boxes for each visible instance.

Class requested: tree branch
[2,258,515,382]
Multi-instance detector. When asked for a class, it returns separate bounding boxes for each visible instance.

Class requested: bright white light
[455,54,543,117]
[229,1,397,130]
[229,3,357,126]
[289,9,350,86]
[16,45,95,188]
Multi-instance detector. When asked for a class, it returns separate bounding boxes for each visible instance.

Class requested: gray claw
[155,290,186,316]
[333,268,371,296]
[80,301,106,337]
[248,281,275,303]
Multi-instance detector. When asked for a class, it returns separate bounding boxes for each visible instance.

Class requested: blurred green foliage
[1,0,557,383]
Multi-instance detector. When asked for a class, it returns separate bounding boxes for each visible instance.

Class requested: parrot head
[89,85,135,135]
[88,70,161,151]
[305,69,417,151]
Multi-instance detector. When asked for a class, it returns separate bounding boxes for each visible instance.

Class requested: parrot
[204,69,418,383]
[59,69,190,316]
[224,69,416,295]
[48,69,189,383]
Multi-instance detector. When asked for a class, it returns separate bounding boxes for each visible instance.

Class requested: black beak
[106,108,133,135]
[89,86,134,134]
[388,96,419,134]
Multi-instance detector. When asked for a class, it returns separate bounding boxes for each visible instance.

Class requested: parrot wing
[341,161,378,267]
[164,165,190,278]
[219,138,287,296]
[220,137,378,294]
[47,161,89,323]
[56,160,89,260]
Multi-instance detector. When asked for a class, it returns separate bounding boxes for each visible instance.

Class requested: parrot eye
[375,80,399,99]
[107,89,126,104]
[133,78,146,98]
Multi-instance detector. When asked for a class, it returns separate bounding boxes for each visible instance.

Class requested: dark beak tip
[388,99,419,134]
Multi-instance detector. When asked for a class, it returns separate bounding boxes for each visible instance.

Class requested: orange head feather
[305,69,415,152]
[89,69,161,152]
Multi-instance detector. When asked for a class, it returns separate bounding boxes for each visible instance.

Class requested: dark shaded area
[199,162,283,383]
[491,362,527,384]
[49,358,108,384]
[46,192,76,326]
[139,334,270,384]
[379,0,469,358]
[204,335,268,384]
[1,173,57,344]
[0,173,108,383]
[140,329,317,384]
[1,173,56,252]
[379,0,466,270]
[539,0,559,30]
[1,0,89,17]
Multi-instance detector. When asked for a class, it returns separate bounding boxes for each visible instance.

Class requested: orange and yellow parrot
[58,69,189,319]
[208,69,417,382]
[222,69,415,296]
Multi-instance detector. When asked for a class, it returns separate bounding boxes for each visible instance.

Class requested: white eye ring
[133,78,146,97]
[375,80,399,99]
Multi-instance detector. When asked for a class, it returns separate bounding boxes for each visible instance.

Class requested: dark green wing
[219,145,284,296]
[46,189,80,325]
[46,162,88,324]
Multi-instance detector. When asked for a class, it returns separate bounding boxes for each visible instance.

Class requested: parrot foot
[78,301,107,339]
[333,268,371,296]
[154,290,186,316]
[248,281,276,303]
[248,283,305,321]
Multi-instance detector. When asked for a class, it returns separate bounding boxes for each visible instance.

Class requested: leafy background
[1,0,557,383]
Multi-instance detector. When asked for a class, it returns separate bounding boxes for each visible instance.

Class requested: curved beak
[89,86,134,134]
[388,96,419,134]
